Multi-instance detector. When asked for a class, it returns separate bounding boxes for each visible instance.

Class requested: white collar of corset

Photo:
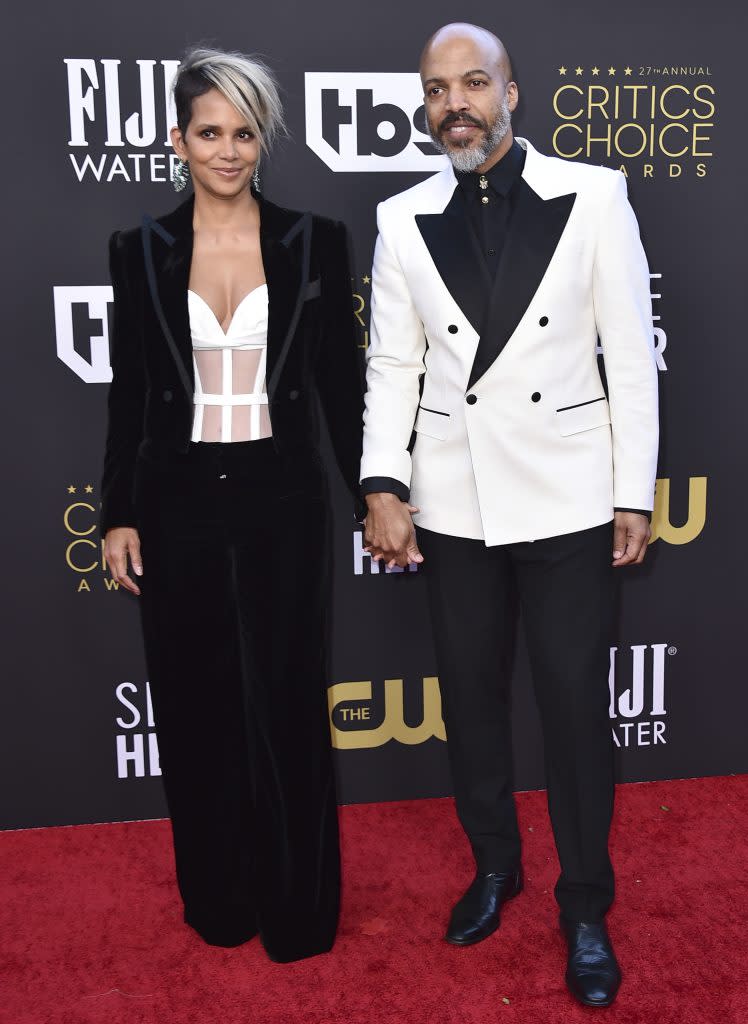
[188,285,268,347]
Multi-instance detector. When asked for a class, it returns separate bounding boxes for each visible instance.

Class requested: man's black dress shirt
[454,138,526,278]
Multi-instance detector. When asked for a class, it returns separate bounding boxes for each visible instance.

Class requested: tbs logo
[305,72,448,172]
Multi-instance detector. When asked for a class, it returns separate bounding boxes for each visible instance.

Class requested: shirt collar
[456,138,526,198]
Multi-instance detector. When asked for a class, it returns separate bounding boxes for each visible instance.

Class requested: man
[360,23,658,1008]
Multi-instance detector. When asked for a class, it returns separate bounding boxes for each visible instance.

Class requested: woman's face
[171,87,260,199]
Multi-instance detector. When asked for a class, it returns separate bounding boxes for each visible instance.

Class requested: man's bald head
[419,21,518,173]
[420,23,513,84]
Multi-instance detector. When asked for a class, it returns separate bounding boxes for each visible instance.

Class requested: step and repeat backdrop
[4,0,745,829]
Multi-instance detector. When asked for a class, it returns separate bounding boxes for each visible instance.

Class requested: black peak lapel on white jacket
[468,180,576,390]
[415,185,493,336]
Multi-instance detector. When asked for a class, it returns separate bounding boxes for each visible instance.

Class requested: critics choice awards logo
[551,63,715,179]
[63,483,116,593]
[65,58,181,183]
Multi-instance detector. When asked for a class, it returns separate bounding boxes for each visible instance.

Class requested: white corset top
[188,285,271,443]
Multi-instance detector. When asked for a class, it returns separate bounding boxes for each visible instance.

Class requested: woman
[101,48,364,963]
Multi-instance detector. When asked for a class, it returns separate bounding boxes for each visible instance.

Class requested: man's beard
[429,95,512,173]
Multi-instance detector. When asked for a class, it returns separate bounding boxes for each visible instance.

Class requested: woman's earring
[172,158,190,192]
[252,166,261,193]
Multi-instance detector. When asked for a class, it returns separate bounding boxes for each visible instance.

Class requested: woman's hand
[104,527,143,596]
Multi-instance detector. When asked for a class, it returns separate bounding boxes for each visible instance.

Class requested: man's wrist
[365,491,404,509]
[614,507,652,521]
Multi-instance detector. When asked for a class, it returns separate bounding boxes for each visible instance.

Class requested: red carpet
[2,776,747,1024]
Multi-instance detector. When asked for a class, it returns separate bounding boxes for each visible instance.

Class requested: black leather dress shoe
[445,867,523,945]
[561,917,622,1007]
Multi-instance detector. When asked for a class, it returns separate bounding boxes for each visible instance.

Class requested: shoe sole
[566,972,620,1008]
[569,992,618,1008]
[444,883,523,946]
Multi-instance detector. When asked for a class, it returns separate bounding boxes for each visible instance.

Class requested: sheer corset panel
[188,285,271,443]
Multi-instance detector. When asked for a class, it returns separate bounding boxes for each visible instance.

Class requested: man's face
[421,32,517,172]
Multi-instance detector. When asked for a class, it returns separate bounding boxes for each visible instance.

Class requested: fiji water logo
[609,642,676,747]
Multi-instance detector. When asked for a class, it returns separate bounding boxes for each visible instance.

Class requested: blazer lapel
[416,185,492,335]
[258,196,312,400]
[141,196,194,400]
[141,192,314,405]
[468,179,576,390]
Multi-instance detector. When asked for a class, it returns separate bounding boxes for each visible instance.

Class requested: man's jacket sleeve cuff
[360,476,411,504]
[614,506,652,521]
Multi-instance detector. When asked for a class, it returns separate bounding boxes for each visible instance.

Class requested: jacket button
[448,324,458,334]
[289,389,300,400]
[162,389,173,402]
[531,392,541,402]
[539,316,549,327]
[466,394,477,405]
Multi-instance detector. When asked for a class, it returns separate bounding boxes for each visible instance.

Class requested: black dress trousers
[134,438,339,962]
[417,521,616,922]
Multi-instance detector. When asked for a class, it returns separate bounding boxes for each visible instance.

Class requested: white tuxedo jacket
[360,138,659,546]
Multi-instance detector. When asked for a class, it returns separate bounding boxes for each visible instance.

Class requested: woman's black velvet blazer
[100,193,366,534]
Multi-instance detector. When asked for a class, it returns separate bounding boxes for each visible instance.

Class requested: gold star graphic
[608,66,616,76]
[624,66,633,76]
[591,66,600,76]
[84,484,94,494]
[575,66,583,76]
[558,66,567,76]
[67,485,76,494]
[362,275,371,285]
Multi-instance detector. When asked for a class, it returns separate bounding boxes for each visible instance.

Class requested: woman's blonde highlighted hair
[174,47,285,153]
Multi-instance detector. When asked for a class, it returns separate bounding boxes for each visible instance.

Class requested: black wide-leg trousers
[418,521,616,922]
[134,439,339,962]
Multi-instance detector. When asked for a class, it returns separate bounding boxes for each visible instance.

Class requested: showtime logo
[65,57,181,183]
[305,72,447,172]
[115,681,161,778]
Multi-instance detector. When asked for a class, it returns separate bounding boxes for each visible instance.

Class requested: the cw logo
[328,678,446,749]
[650,477,707,545]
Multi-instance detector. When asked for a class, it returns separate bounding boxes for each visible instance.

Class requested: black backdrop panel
[3,0,745,828]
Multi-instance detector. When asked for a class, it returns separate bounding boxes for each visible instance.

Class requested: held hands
[363,493,424,569]
[612,511,651,567]
[104,527,143,595]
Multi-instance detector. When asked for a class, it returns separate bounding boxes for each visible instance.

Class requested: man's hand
[104,527,143,595]
[363,492,423,569]
[612,511,651,567]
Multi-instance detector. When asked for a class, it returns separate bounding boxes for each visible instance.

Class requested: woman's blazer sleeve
[314,219,367,520]
[100,230,146,535]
